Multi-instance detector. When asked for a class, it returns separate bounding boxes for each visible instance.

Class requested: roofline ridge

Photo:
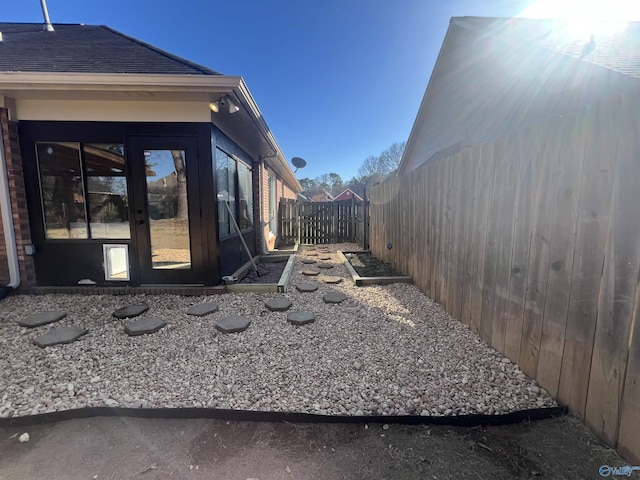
[99,25,222,76]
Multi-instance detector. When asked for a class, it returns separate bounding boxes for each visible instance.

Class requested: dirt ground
[0,413,630,479]
[239,261,287,283]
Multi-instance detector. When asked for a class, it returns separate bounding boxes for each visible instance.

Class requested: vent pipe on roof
[40,0,54,32]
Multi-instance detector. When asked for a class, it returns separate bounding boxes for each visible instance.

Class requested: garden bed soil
[338,250,412,286]
[344,252,403,277]
[238,261,287,284]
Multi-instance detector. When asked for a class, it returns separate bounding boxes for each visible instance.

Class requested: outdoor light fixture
[210,95,240,114]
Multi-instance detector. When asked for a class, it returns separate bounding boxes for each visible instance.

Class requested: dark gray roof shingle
[0,23,220,75]
[454,17,640,79]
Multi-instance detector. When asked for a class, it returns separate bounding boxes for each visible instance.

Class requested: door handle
[136,219,145,225]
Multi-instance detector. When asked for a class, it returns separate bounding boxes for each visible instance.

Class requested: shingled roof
[0,22,220,75]
[454,17,640,79]
[399,16,640,174]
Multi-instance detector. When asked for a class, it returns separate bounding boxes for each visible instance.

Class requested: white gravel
[0,243,556,418]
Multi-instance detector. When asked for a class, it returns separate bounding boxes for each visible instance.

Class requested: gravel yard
[0,243,556,418]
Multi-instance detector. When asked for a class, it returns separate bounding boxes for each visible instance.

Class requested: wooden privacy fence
[279,198,368,246]
[369,94,640,463]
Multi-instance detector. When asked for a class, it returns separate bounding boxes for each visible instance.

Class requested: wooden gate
[278,198,368,245]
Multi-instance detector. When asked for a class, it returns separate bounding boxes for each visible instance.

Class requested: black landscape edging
[0,405,568,428]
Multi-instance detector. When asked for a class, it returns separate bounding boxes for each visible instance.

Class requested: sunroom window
[215,147,253,237]
[36,142,129,240]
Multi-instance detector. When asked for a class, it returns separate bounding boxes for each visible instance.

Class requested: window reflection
[85,144,130,239]
[36,142,88,239]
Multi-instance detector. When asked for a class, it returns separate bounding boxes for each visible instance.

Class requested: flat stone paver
[305,253,318,257]
[34,326,88,348]
[302,270,320,276]
[323,292,348,304]
[317,263,334,269]
[301,259,317,264]
[187,302,219,316]
[125,317,166,336]
[287,311,316,326]
[265,298,293,312]
[18,311,66,328]
[319,256,332,260]
[113,304,149,319]
[296,283,319,292]
[216,316,251,333]
[321,276,343,284]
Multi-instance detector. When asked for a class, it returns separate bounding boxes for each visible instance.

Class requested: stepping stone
[320,257,331,261]
[321,276,343,284]
[216,316,251,333]
[187,302,219,316]
[113,304,149,319]
[34,326,88,348]
[125,317,166,336]
[265,298,293,312]
[287,311,316,326]
[323,292,347,304]
[18,310,66,328]
[317,263,334,269]
[306,253,319,257]
[296,283,318,293]
[301,259,317,264]
[302,270,320,276]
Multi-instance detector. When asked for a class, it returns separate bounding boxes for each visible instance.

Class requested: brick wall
[1,109,36,288]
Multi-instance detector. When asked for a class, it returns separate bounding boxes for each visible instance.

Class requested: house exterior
[0,22,300,291]
[332,188,363,202]
[398,17,640,174]
[374,17,640,462]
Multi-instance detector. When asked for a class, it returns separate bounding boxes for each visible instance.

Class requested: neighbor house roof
[0,23,220,75]
[333,188,363,202]
[398,17,640,174]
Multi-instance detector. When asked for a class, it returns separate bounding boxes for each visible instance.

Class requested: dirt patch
[238,261,287,283]
[0,414,628,479]
[345,251,403,277]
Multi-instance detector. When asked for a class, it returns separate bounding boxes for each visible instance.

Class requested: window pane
[85,143,130,239]
[227,157,237,232]
[268,174,277,232]
[36,142,88,239]
[215,148,230,236]
[145,149,191,269]
[238,162,253,230]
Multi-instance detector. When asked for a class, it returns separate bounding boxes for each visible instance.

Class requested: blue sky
[3,0,585,181]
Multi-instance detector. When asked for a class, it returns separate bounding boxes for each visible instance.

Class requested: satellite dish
[291,157,307,173]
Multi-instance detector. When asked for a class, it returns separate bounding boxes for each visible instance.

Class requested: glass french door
[129,136,204,284]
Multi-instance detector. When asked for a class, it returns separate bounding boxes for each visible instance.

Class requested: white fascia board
[0,72,242,92]
[234,79,302,192]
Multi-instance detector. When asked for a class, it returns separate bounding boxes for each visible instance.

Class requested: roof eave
[397,20,456,176]
[0,72,301,191]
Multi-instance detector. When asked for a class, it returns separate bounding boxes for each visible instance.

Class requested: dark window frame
[215,146,254,240]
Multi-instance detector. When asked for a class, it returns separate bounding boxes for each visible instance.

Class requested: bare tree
[357,141,406,184]
[171,150,188,219]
